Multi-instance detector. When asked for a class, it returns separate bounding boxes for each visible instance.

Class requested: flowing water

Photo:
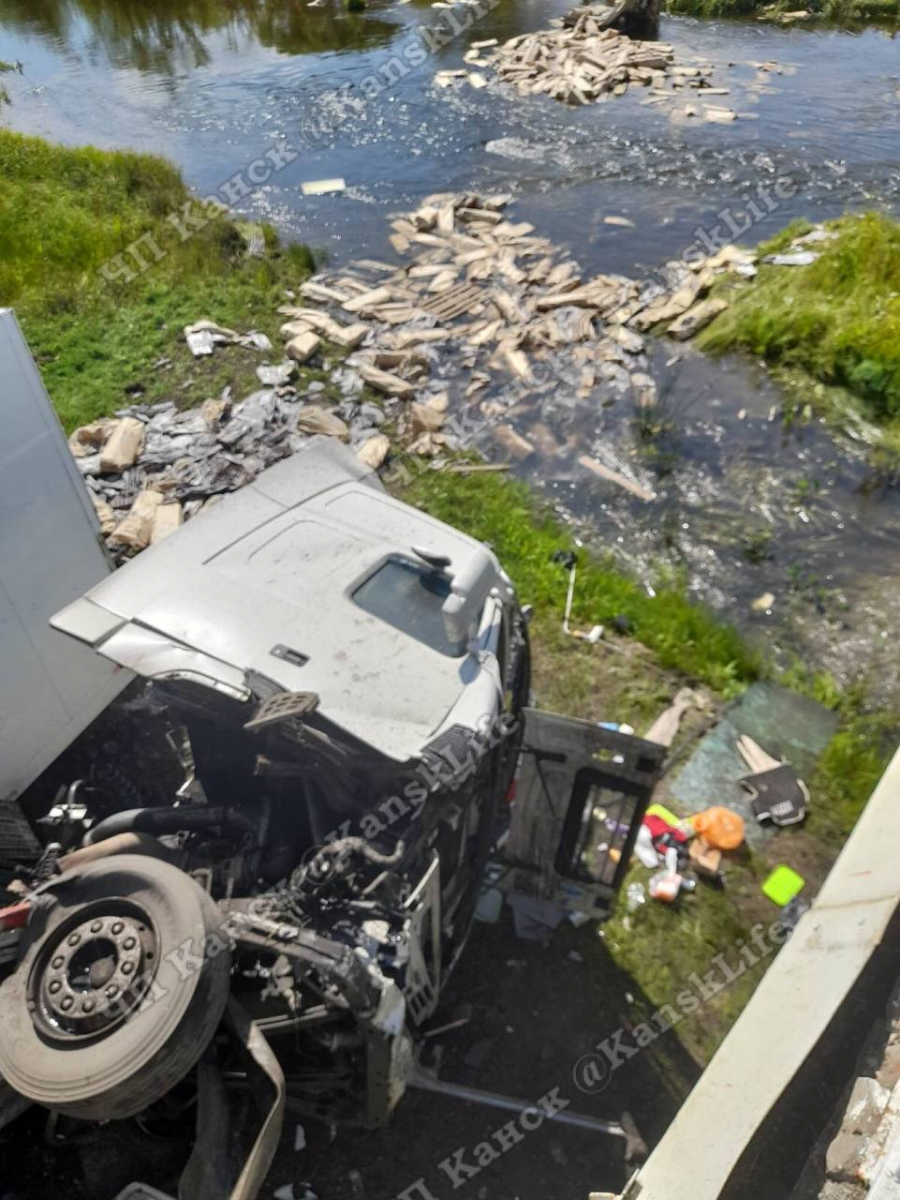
[2,0,900,693]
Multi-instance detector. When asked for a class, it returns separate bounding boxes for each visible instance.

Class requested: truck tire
[0,855,231,1121]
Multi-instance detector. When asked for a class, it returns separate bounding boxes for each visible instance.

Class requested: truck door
[503,709,665,919]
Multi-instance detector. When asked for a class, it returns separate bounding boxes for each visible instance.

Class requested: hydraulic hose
[83,805,256,847]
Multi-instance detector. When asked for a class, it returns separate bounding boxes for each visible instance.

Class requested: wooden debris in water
[443,462,512,474]
[444,6,724,112]
[667,297,729,340]
[578,455,655,501]
[301,178,346,197]
[286,191,735,485]
[493,425,536,459]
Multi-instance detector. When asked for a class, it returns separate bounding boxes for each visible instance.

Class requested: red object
[0,901,30,931]
[643,814,688,845]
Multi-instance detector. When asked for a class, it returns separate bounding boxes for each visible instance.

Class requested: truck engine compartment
[0,642,530,1199]
[0,440,658,1200]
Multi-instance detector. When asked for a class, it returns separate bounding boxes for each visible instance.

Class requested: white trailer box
[0,309,130,842]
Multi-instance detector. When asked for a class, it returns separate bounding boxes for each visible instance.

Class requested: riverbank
[665,0,900,23]
[699,213,900,465]
[0,129,315,431]
[5,128,896,1062]
[403,465,896,1058]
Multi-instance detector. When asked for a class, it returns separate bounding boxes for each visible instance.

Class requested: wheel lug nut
[52,956,64,969]
[67,933,81,947]
[123,937,136,951]
[91,920,103,934]
[111,922,124,936]
[106,986,119,999]
[82,999,95,1013]
[61,997,74,1012]
[49,981,62,995]
[122,962,134,976]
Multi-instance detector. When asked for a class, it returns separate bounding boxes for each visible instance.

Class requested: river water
[1,0,899,694]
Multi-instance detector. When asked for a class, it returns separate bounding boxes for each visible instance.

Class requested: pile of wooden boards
[67,194,749,540]
[289,193,748,423]
[291,192,655,443]
[457,6,725,109]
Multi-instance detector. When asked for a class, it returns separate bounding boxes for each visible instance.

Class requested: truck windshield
[352,557,467,658]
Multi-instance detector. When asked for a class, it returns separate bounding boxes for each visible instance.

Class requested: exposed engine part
[84,805,257,847]
[291,836,406,898]
[37,781,92,839]
[60,831,185,873]
[0,855,231,1120]
[34,841,63,882]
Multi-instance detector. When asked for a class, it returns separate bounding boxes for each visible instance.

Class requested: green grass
[806,709,898,844]
[0,129,315,430]
[401,467,770,1058]
[602,864,772,1061]
[401,466,900,1060]
[698,214,900,456]
[665,0,900,21]
[402,467,760,695]
[778,666,897,843]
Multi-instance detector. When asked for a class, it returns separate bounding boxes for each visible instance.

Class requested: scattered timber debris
[450,6,725,112]
[256,193,749,488]
[68,196,762,559]
[68,372,389,562]
[757,4,813,23]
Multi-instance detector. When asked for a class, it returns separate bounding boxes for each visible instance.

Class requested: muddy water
[1,0,899,691]
[499,344,900,699]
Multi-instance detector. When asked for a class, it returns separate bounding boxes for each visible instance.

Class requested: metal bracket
[244,690,320,732]
[407,1065,647,1162]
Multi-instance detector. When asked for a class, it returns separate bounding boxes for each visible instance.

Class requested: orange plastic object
[691,807,745,851]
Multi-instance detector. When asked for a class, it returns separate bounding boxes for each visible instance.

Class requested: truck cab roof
[52,439,509,764]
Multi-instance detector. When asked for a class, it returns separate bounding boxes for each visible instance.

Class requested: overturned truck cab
[0,439,663,1199]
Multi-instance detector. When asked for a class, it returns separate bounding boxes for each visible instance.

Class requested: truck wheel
[0,855,231,1121]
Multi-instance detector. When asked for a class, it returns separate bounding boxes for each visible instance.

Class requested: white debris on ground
[183,319,273,358]
[69,301,392,558]
[758,224,838,268]
[439,5,735,121]
[70,196,812,562]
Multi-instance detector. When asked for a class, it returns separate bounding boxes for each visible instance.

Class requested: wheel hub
[30,906,157,1040]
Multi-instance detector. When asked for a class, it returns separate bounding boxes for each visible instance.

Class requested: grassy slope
[403,468,896,1059]
[402,471,760,1059]
[0,129,314,430]
[698,214,900,460]
[404,468,759,695]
